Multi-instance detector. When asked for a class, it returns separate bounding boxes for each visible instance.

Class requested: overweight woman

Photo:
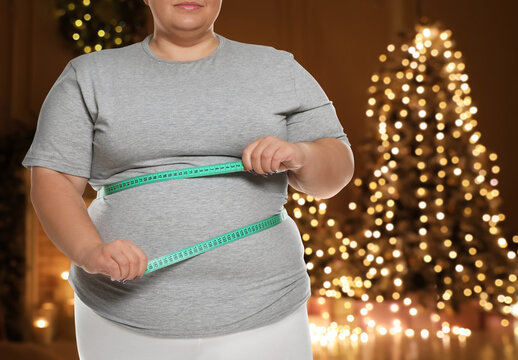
[22,0,354,359]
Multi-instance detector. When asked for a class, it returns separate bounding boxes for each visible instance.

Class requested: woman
[22,0,354,358]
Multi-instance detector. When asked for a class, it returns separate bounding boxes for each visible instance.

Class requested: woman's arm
[29,166,148,281]
[29,167,103,268]
[288,137,354,199]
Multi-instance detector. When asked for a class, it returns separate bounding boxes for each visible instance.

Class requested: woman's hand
[241,136,307,175]
[78,240,148,283]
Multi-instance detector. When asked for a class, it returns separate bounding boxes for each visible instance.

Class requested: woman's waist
[88,208,302,270]
[91,169,286,206]
[88,155,283,191]
[70,217,307,306]
[89,177,288,229]
[73,234,308,296]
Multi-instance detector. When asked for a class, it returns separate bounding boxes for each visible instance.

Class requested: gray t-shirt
[21,32,351,338]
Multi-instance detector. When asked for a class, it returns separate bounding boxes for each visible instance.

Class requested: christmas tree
[283,191,351,297]
[308,21,518,319]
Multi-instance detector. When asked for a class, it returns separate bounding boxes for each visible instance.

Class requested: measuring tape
[95,160,289,276]
[96,160,245,199]
[144,208,287,274]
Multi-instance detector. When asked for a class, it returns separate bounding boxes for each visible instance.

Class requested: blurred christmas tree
[304,21,518,319]
[284,191,356,296]
[55,0,148,55]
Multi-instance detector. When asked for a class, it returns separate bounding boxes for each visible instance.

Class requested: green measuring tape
[95,160,289,275]
[143,208,287,274]
[96,160,246,199]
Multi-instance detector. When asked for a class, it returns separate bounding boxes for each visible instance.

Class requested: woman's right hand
[78,239,148,282]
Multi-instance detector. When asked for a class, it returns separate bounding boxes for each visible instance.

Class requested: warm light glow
[33,318,49,328]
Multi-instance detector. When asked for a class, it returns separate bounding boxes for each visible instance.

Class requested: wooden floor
[1,331,517,360]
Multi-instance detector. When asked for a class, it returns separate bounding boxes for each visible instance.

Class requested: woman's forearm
[288,137,354,199]
[30,170,103,268]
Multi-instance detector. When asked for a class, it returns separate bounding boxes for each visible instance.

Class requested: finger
[251,138,273,174]
[277,162,289,172]
[128,243,148,278]
[242,138,261,172]
[107,257,121,281]
[269,145,284,173]
[135,248,148,278]
[258,137,280,174]
[259,137,275,174]
[262,140,283,174]
[123,247,140,281]
[110,249,131,280]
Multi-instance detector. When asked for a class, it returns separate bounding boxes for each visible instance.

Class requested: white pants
[74,292,313,360]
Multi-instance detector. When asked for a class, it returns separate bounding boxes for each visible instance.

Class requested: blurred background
[1,0,517,359]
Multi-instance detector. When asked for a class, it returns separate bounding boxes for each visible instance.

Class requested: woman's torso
[68,33,311,338]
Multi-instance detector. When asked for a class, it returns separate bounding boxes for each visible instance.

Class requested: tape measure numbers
[95,160,289,276]
[144,208,288,274]
[96,160,245,199]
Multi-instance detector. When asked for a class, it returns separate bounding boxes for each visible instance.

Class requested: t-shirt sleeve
[285,54,351,147]
[21,60,94,179]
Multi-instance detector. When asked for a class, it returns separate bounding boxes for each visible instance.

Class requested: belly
[74,174,309,334]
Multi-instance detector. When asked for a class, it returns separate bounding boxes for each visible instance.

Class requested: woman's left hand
[241,136,307,175]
